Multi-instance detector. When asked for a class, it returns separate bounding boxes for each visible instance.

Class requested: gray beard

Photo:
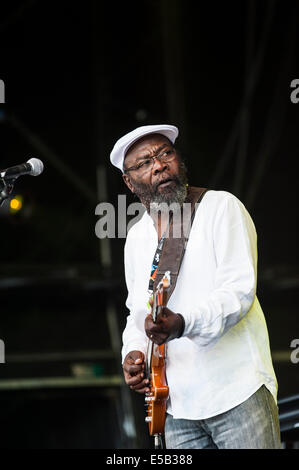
[149,183,188,214]
[130,162,188,214]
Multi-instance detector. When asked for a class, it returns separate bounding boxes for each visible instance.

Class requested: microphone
[0,158,44,180]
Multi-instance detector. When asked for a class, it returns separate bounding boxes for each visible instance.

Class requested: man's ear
[122,173,135,193]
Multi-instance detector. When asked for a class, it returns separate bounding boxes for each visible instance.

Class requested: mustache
[153,175,178,191]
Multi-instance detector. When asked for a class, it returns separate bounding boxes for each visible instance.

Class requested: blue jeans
[165,385,281,449]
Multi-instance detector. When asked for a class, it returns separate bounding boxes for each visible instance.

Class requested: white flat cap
[110,124,179,172]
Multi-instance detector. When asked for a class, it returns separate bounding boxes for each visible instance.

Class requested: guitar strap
[152,186,209,302]
[148,224,170,295]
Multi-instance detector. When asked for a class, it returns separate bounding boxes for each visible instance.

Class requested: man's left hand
[145,307,184,345]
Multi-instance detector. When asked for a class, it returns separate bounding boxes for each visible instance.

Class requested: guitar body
[146,343,169,435]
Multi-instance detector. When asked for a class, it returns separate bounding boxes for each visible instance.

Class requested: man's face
[122,134,188,210]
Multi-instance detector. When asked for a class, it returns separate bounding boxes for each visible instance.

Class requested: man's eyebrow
[135,143,169,162]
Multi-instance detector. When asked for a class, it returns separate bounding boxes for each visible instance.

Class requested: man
[110,124,281,449]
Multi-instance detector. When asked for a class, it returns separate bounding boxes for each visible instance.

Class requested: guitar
[145,271,170,449]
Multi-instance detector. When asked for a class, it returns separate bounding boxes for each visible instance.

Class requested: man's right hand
[122,350,150,394]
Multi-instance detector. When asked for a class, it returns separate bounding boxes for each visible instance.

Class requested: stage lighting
[9,195,23,213]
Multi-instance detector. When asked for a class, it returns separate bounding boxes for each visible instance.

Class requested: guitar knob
[145,396,154,402]
[145,417,152,423]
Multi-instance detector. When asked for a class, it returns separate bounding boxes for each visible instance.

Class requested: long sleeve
[182,194,258,348]
[121,232,148,363]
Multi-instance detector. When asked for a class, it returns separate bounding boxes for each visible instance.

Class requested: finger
[160,307,171,318]
[145,314,154,326]
[124,374,142,387]
[134,358,144,365]
[126,373,146,387]
[134,386,150,394]
[130,378,150,392]
[131,378,149,390]
[126,352,145,364]
[124,357,144,371]
[157,310,169,322]
[123,363,143,375]
[154,334,168,345]
[147,326,165,340]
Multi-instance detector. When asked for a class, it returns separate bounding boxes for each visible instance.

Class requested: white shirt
[121,189,278,420]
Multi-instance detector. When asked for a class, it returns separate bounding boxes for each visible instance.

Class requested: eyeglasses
[124,148,176,174]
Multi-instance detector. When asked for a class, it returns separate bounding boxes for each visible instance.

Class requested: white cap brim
[110,124,179,172]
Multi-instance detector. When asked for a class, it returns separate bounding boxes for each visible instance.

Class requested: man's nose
[152,157,168,175]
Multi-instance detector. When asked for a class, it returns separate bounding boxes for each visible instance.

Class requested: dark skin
[122,134,184,394]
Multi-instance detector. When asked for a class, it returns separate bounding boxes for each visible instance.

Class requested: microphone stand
[0,177,15,207]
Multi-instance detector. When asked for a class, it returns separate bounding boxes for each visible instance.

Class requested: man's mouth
[156,178,175,189]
